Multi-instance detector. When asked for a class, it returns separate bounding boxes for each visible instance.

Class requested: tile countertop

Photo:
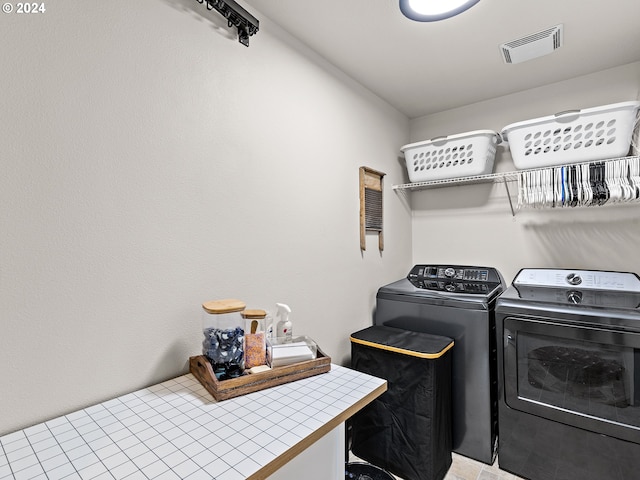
[0,365,386,480]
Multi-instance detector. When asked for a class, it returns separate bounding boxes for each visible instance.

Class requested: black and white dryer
[496,268,640,480]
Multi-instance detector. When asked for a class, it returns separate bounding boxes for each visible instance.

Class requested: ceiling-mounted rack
[195,0,259,47]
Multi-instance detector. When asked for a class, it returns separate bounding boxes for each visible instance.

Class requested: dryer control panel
[407,264,502,293]
[512,268,640,308]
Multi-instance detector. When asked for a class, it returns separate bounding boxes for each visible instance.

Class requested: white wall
[0,0,411,435]
[408,62,640,284]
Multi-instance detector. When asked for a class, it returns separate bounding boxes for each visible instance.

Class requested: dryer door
[503,316,640,443]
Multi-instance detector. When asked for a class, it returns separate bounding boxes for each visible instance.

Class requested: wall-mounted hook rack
[196,0,259,46]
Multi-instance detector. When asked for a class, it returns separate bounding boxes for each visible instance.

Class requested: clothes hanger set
[517,156,640,209]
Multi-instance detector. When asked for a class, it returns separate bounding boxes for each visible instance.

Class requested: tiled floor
[350,452,526,480]
[443,453,525,480]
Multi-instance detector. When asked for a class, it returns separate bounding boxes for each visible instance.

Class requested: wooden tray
[190,348,331,401]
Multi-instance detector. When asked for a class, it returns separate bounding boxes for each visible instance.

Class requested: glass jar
[242,309,267,369]
[201,299,246,380]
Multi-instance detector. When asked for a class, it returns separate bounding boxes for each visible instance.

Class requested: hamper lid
[350,326,453,359]
[202,299,246,314]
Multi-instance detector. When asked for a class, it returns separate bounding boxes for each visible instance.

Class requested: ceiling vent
[500,24,563,64]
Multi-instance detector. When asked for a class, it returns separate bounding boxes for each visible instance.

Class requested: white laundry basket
[400,130,501,182]
[502,100,640,169]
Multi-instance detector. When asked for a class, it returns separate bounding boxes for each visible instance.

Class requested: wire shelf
[392,155,640,217]
[392,155,640,192]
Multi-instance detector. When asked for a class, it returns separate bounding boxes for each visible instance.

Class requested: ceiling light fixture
[399,0,480,21]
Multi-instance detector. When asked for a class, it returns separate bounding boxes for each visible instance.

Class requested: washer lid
[377,277,503,311]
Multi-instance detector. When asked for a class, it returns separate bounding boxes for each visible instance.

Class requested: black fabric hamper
[349,326,453,480]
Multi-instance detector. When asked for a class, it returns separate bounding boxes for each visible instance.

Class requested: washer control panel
[407,264,502,294]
